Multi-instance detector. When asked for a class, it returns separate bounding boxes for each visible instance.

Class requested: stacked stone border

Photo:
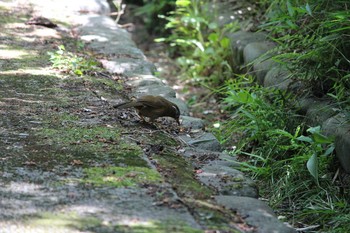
[227,30,350,173]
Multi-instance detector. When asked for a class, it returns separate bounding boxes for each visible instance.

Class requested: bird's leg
[139,114,146,123]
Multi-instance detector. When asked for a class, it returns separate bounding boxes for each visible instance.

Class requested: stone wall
[227,30,350,173]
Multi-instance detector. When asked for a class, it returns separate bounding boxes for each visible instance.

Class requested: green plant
[213,73,349,231]
[261,0,350,102]
[216,74,297,146]
[133,0,176,35]
[157,0,239,86]
[296,126,335,186]
[48,45,102,76]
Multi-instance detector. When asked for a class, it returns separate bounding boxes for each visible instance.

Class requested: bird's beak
[176,118,180,125]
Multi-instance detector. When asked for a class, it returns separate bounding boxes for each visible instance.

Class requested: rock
[253,58,278,84]
[102,58,156,76]
[227,31,268,69]
[180,116,205,130]
[76,15,157,76]
[242,42,277,84]
[182,147,225,163]
[77,15,134,46]
[126,75,164,87]
[134,84,176,98]
[243,41,276,65]
[198,163,258,198]
[297,97,318,115]
[335,124,350,173]
[215,196,296,233]
[264,66,292,90]
[305,100,338,126]
[179,132,221,151]
[30,0,110,19]
[322,113,347,137]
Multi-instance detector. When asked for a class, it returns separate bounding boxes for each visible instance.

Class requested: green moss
[39,126,120,145]
[33,125,148,168]
[0,74,57,92]
[139,131,178,147]
[92,77,124,91]
[231,177,244,182]
[26,212,101,231]
[83,166,163,187]
[113,220,203,233]
[227,183,243,189]
[26,213,202,233]
[153,151,213,199]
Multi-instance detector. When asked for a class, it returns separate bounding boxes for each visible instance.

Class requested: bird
[114,95,181,125]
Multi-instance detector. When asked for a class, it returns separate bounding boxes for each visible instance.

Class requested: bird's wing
[114,101,143,109]
[137,96,165,109]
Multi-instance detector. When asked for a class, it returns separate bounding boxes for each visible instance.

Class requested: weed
[156,0,239,86]
[213,74,348,231]
[48,45,102,76]
[261,0,350,102]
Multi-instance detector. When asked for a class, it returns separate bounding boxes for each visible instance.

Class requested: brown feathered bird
[114,95,180,124]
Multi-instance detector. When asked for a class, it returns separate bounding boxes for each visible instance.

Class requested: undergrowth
[213,75,350,231]
[155,0,239,86]
[261,0,350,103]
[134,0,350,231]
[48,42,102,76]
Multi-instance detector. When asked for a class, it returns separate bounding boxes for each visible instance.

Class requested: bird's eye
[172,105,180,117]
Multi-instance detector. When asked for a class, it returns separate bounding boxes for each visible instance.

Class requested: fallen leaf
[23,161,36,166]
[71,160,83,166]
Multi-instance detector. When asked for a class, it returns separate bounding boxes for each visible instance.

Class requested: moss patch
[26,212,101,231]
[83,166,163,188]
[152,151,213,199]
[26,212,202,233]
[32,125,148,168]
[113,220,203,233]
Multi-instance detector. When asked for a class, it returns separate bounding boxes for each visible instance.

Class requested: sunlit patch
[0,68,59,77]
[27,28,61,39]
[0,49,31,59]
[81,35,109,42]
[119,218,155,227]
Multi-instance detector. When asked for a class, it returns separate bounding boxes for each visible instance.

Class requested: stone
[264,66,292,90]
[198,163,258,198]
[180,116,205,130]
[179,132,221,151]
[322,113,347,136]
[242,41,277,84]
[305,100,338,126]
[77,15,133,43]
[243,41,276,65]
[215,196,296,233]
[335,124,350,173]
[297,97,319,115]
[134,84,176,98]
[182,147,224,162]
[227,31,268,68]
[253,58,278,84]
[102,58,156,76]
[126,75,164,87]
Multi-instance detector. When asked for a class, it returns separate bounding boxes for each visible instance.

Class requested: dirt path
[0,1,248,233]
